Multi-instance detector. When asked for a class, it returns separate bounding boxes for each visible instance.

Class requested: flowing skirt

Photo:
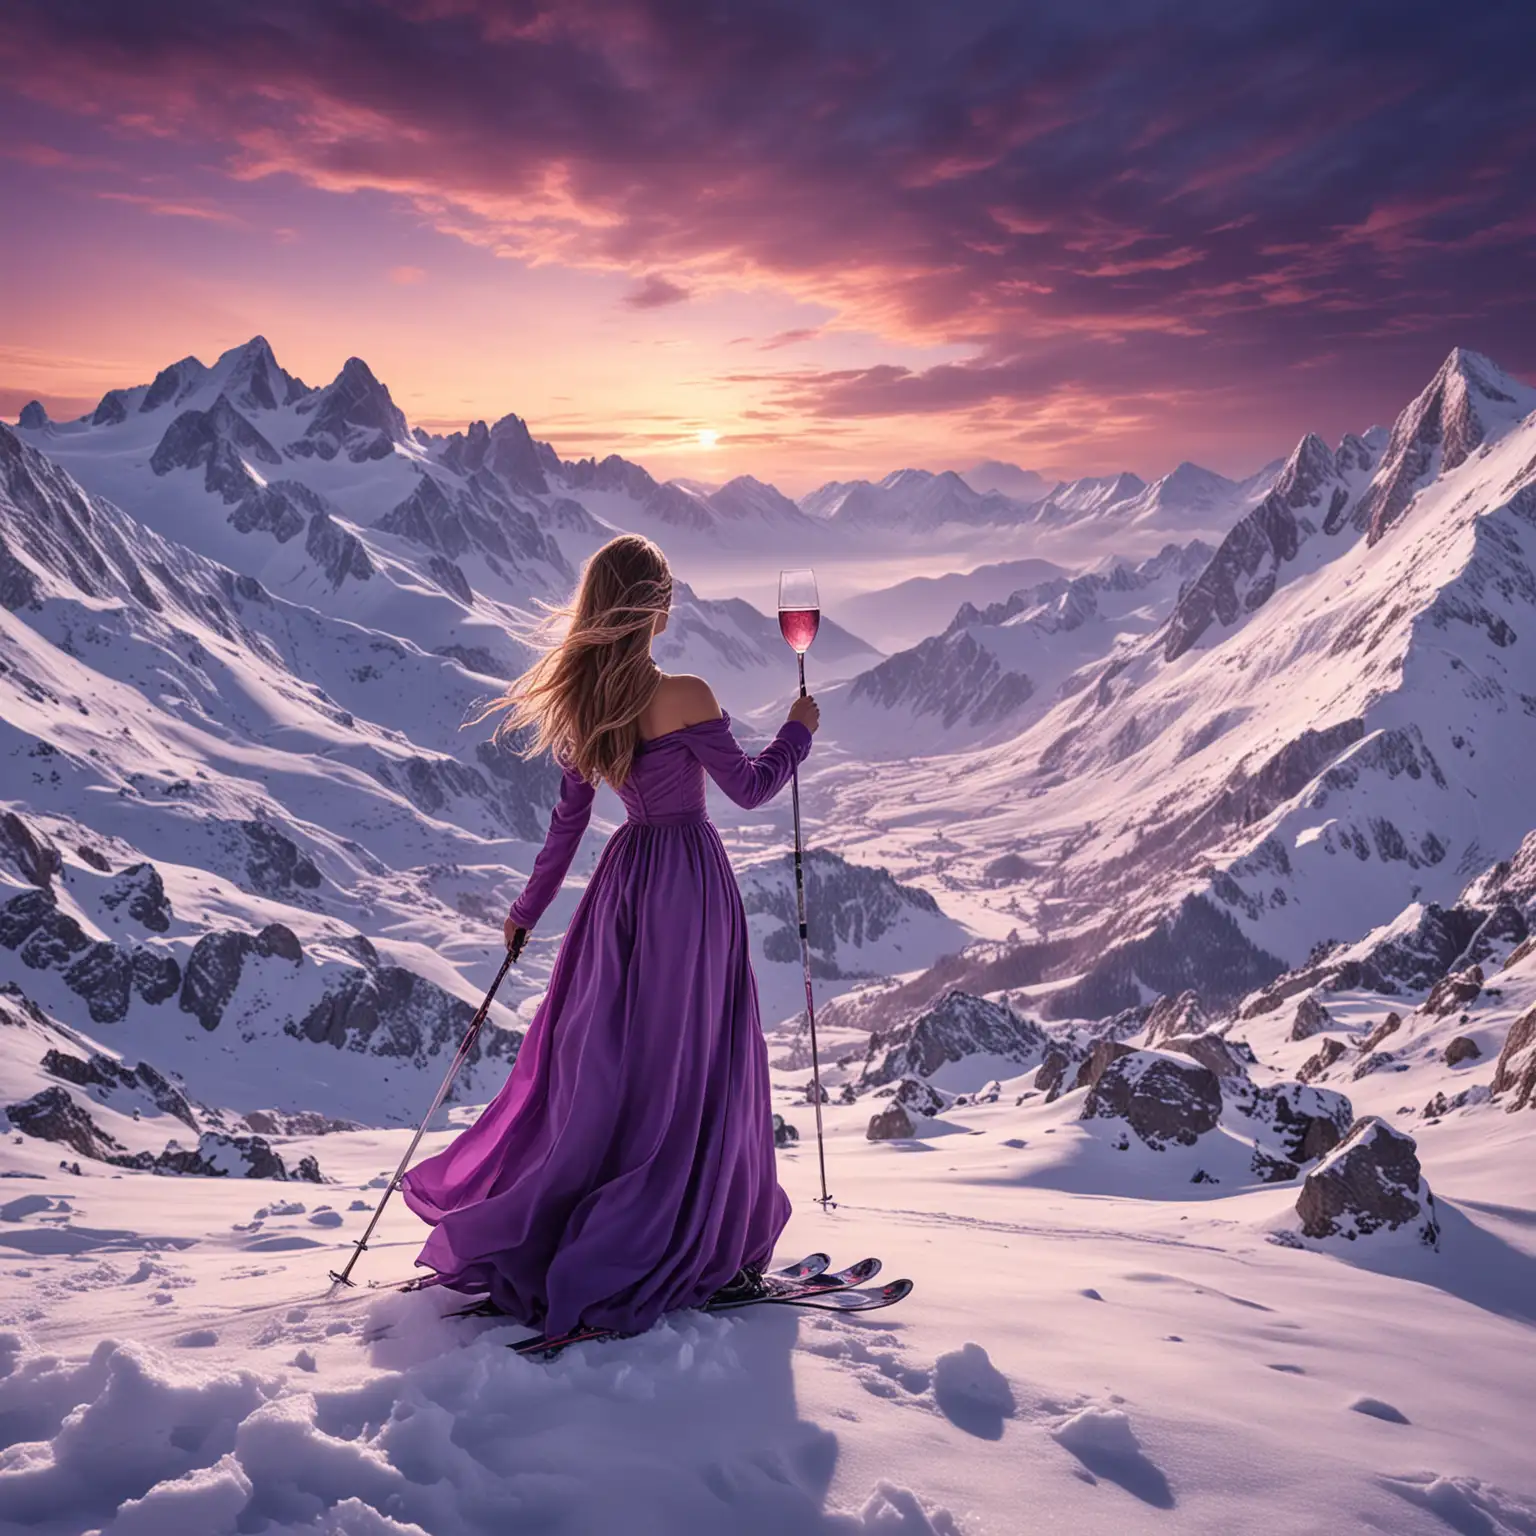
[401,816,792,1337]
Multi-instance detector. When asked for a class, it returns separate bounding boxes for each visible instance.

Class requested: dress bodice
[619,727,711,824]
[506,710,813,931]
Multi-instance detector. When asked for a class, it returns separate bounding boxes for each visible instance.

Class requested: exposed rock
[75,844,111,872]
[805,1080,829,1105]
[1358,1012,1402,1055]
[771,1114,799,1148]
[304,507,374,587]
[179,930,256,1031]
[43,1048,200,1130]
[290,356,408,463]
[239,822,322,895]
[1229,1081,1352,1165]
[1035,1045,1078,1102]
[867,1103,915,1141]
[1291,994,1332,1041]
[1295,1117,1439,1245]
[17,400,47,430]
[0,811,60,888]
[1162,1032,1250,1083]
[1443,1036,1481,1067]
[1423,964,1483,1017]
[1144,990,1209,1046]
[229,480,313,543]
[254,922,303,964]
[62,941,134,1024]
[92,391,129,427]
[1298,1038,1346,1083]
[290,963,519,1079]
[859,990,1046,1090]
[1492,1007,1536,1110]
[1073,1037,1134,1092]
[150,395,281,502]
[100,862,172,932]
[1081,1050,1223,1150]
[145,1132,321,1182]
[12,891,89,971]
[890,1076,947,1118]
[6,1086,123,1160]
[243,1108,359,1137]
[131,948,182,1004]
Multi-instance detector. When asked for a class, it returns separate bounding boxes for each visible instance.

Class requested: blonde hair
[479,534,672,788]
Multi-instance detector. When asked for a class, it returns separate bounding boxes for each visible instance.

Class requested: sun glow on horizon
[696,428,720,449]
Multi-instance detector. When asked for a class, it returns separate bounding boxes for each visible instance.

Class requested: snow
[3,342,1536,1533]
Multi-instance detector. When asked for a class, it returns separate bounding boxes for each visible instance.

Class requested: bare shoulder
[642,673,722,737]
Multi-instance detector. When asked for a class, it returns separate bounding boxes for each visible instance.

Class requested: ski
[748,1277,912,1313]
[705,1255,881,1311]
[507,1252,833,1358]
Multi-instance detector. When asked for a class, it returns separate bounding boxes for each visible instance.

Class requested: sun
[696,428,719,449]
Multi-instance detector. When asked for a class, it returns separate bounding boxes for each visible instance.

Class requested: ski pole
[329,948,516,1288]
[790,649,834,1210]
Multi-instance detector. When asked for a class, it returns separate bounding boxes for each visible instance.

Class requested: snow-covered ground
[4,341,1536,1535]
[3,1024,1533,1536]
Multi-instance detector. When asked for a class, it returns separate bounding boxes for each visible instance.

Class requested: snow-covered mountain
[818,349,1536,1031]
[16,338,879,704]
[820,541,1212,759]
[831,555,1070,652]
[960,459,1051,501]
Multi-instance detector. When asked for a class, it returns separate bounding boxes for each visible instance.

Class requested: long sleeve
[507,764,597,930]
[685,711,813,809]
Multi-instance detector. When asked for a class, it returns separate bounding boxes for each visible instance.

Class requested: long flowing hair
[478,534,672,788]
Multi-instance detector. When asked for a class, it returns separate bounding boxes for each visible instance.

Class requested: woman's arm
[506,763,597,932]
[685,693,815,809]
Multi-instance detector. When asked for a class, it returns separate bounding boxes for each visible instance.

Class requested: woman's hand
[788,694,820,734]
[504,919,528,960]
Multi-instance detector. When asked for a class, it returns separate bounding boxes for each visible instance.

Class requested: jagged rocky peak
[17,400,48,430]
[708,474,803,522]
[440,419,491,476]
[291,355,409,462]
[1355,347,1536,546]
[858,989,1047,1090]
[140,355,210,413]
[91,390,130,426]
[210,335,309,413]
[486,412,551,494]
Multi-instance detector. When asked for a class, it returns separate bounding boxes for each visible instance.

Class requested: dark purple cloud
[1,0,1533,463]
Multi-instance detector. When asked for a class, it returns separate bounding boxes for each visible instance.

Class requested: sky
[1,0,1533,495]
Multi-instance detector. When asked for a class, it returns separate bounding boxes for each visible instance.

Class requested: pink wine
[779,607,820,653]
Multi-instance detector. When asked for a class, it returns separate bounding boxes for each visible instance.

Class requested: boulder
[0,811,60,888]
[151,1132,311,1181]
[1081,1050,1222,1150]
[1358,1012,1403,1054]
[771,1114,799,1148]
[239,821,322,894]
[1072,1038,1134,1092]
[1290,994,1332,1041]
[1295,1117,1439,1245]
[891,1076,947,1118]
[75,844,112,872]
[859,990,1047,1090]
[805,1080,829,1105]
[1443,1036,1481,1067]
[1035,1046,1077,1102]
[6,1086,123,1160]
[1144,990,1209,1047]
[100,863,173,932]
[1492,1007,1536,1110]
[1423,965,1483,1017]
[179,930,256,1031]
[254,922,303,963]
[1162,1032,1250,1083]
[1230,1080,1352,1165]
[1298,1037,1346,1084]
[867,1103,915,1141]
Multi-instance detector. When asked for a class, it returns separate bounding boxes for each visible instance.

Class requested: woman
[402,533,820,1339]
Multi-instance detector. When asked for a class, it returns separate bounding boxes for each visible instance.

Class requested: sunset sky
[2,0,1532,493]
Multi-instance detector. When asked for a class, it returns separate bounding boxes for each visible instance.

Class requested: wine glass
[778,568,820,655]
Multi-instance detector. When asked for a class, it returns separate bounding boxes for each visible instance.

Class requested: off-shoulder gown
[401,710,813,1337]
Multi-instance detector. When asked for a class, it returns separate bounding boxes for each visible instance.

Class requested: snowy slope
[819,542,1212,760]
[815,350,1536,1022]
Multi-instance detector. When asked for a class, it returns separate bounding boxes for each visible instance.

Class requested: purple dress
[401,710,813,1337]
